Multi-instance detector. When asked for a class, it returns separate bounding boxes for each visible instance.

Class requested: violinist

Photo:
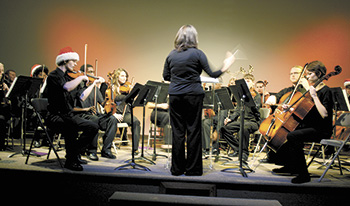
[111,68,141,155]
[255,80,270,105]
[30,64,49,98]
[30,64,50,148]
[202,81,226,156]
[272,61,334,184]
[220,73,261,164]
[344,79,350,102]
[46,46,99,171]
[0,63,10,150]
[74,64,117,160]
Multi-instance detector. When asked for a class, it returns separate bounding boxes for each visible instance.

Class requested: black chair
[307,112,350,182]
[25,98,63,168]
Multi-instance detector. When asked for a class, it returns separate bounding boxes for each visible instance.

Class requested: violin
[119,81,132,94]
[67,70,99,83]
[104,72,117,114]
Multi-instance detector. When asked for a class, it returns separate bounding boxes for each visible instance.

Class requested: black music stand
[331,87,349,112]
[330,87,350,137]
[221,79,255,177]
[115,83,150,171]
[130,84,157,165]
[213,88,235,162]
[145,80,169,161]
[6,76,43,157]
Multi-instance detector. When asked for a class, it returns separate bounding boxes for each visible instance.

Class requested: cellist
[262,65,310,164]
[265,65,309,105]
[272,61,334,184]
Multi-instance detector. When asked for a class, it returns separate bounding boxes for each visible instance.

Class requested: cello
[259,65,342,152]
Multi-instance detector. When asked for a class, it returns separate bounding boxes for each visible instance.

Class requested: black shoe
[133,150,139,156]
[77,155,88,164]
[228,151,238,157]
[272,166,296,174]
[64,161,83,171]
[87,152,99,161]
[101,151,116,159]
[291,174,311,184]
[259,158,274,164]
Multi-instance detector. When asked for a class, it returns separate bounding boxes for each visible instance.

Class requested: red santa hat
[31,64,49,77]
[31,64,41,77]
[56,46,79,66]
[344,79,350,87]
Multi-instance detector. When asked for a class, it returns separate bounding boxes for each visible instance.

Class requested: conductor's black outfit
[163,48,223,176]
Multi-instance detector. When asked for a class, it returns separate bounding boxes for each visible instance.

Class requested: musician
[265,65,309,105]
[163,24,235,176]
[30,64,50,147]
[111,68,141,155]
[272,61,333,184]
[262,65,310,164]
[344,79,350,102]
[75,65,117,160]
[255,80,270,104]
[146,102,172,147]
[46,46,99,171]
[202,82,226,155]
[4,69,16,88]
[0,63,10,150]
[220,74,261,164]
[228,77,236,86]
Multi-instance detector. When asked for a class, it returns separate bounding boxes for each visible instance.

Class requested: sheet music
[5,76,18,98]
[342,89,350,111]
[200,76,219,83]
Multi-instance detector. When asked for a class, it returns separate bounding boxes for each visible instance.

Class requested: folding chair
[25,98,63,168]
[308,112,350,182]
[251,108,271,160]
[112,122,129,154]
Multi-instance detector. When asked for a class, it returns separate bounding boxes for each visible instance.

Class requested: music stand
[130,84,157,165]
[212,88,235,163]
[330,87,349,112]
[115,83,150,171]
[201,76,219,169]
[221,79,255,177]
[330,87,350,138]
[6,76,43,157]
[145,80,169,161]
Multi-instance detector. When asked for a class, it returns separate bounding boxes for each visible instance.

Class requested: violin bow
[94,58,98,109]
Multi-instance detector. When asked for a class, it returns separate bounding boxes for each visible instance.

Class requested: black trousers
[220,120,259,158]
[80,113,119,153]
[169,94,204,175]
[120,113,141,151]
[151,110,172,144]
[47,113,99,162]
[277,127,330,175]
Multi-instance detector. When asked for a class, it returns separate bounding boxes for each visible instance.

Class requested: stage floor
[1,138,350,205]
